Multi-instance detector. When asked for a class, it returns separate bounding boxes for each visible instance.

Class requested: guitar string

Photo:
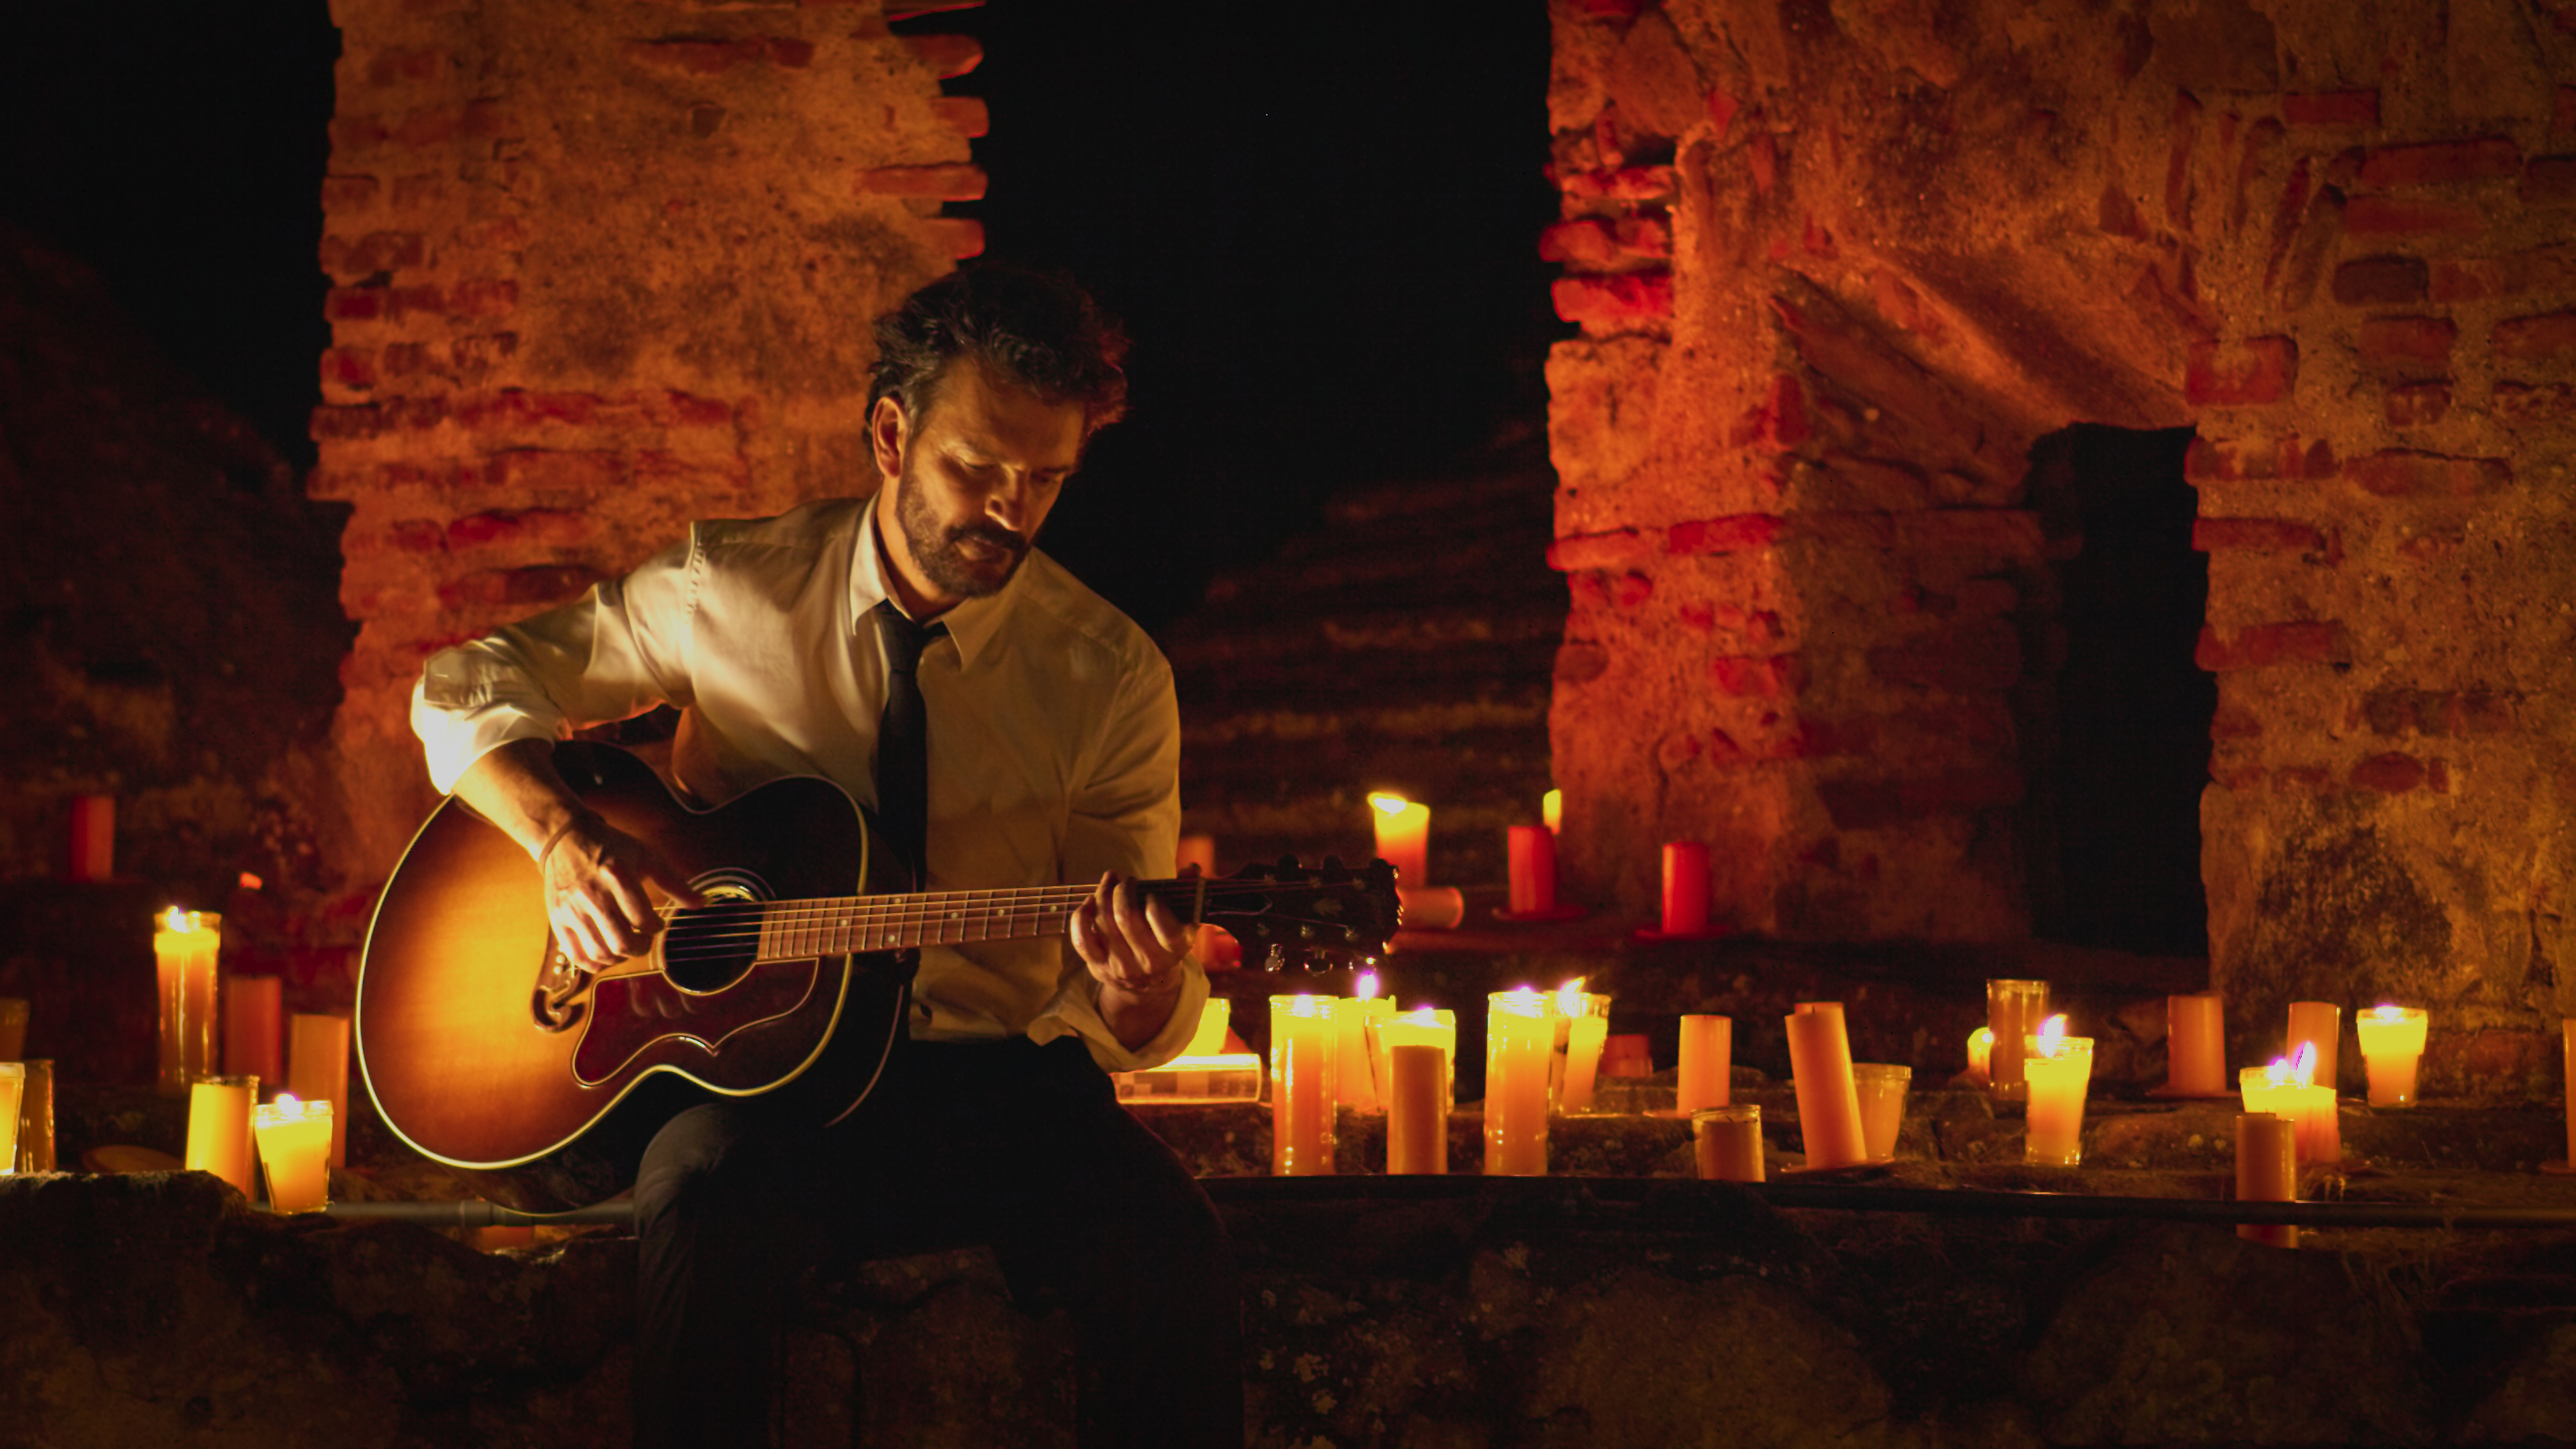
[651,882,1381,959]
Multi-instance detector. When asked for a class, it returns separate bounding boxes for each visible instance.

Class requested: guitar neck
[733,877,1207,958]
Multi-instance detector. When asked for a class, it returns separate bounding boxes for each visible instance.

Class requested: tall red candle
[1507,826,1556,914]
[67,796,113,882]
[1660,842,1710,934]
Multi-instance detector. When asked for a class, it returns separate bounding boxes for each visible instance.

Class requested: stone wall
[1542,0,2576,1087]
[311,0,982,904]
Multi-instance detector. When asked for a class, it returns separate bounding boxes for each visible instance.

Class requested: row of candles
[1360,790,1724,935]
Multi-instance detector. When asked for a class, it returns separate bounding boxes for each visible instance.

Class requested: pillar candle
[2236,1112,2300,1248]
[225,976,285,1084]
[1542,789,1562,833]
[1507,825,1558,914]
[1269,995,1336,1176]
[287,1012,352,1166]
[1372,1007,1456,1114]
[67,794,114,881]
[1693,1104,1765,1182]
[2242,1056,2338,1166]
[1370,794,1430,887]
[15,1059,53,1174]
[1851,1063,1911,1161]
[1784,1004,1869,1170]
[0,1064,19,1177]
[2021,1021,2095,1167]
[2167,993,2226,1095]
[1386,1044,1448,1175]
[2286,1001,2341,1095]
[1485,988,1552,1176]
[1660,842,1711,935]
[1676,1014,1732,1114]
[1965,1026,1992,1086]
[154,909,222,1097]
[0,998,25,1063]
[254,1096,334,1214]
[1184,996,1231,1057]
[1984,978,2048,1103]
[2297,1083,2341,1165]
[1332,988,1393,1114]
[184,1073,259,1197]
[2356,1005,2429,1108]
[1552,984,1610,1114]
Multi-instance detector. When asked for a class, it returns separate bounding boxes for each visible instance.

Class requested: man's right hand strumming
[453,739,702,972]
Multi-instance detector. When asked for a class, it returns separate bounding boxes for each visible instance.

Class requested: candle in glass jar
[1985,979,2048,1103]
[1692,1104,1764,1182]
[2166,993,2226,1095]
[2356,1005,2429,1108]
[1552,981,1611,1114]
[1485,987,1552,1176]
[1386,1044,1448,1175]
[225,976,284,1084]
[254,1095,334,1213]
[1784,1003,1868,1170]
[184,1073,259,1197]
[0,1064,19,1177]
[2236,1112,2300,1248]
[1851,1063,1911,1161]
[1965,1026,1992,1086]
[2021,1017,2095,1166]
[1677,1014,1732,1114]
[15,1059,53,1174]
[1372,1006,1457,1113]
[1334,976,1394,1113]
[1369,794,1430,887]
[1660,843,1711,935]
[1507,825,1558,914]
[154,908,222,1097]
[2286,1001,2341,1095]
[1269,995,1336,1175]
[287,1012,353,1166]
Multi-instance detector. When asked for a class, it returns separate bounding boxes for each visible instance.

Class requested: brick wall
[312,0,979,900]
[1545,0,2576,1087]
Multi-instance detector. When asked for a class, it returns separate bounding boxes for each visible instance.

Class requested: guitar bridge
[531,940,591,1033]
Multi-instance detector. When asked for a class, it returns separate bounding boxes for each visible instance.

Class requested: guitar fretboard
[678,878,1210,959]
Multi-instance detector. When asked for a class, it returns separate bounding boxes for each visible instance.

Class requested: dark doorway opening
[2027,424,2214,957]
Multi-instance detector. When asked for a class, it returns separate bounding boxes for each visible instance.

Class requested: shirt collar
[849,494,1015,669]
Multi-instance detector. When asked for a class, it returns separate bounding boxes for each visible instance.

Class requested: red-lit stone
[2357,138,2520,187]
[2184,337,2296,406]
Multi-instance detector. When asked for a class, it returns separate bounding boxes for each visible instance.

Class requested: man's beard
[897,458,1032,601]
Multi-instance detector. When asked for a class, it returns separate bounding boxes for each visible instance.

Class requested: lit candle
[2021,1016,2095,1166]
[1369,793,1430,887]
[0,998,24,1062]
[0,1064,19,1176]
[66,794,114,882]
[15,1059,53,1173]
[1372,1006,1457,1114]
[1184,996,1230,1057]
[1553,981,1611,1114]
[1542,789,1562,833]
[1386,1044,1448,1175]
[2241,1046,2337,1165]
[2286,1000,2341,1095]
[225,976,284,1084]
[1677,1014,1732,1113]
[1660,842,1711,934]
[153,908,221,1097]
[1984,978,2048,1103]
[1784,1002,1869,1170]
[2355,1004,2429,1108]
[1965,1026,1993,1086]
[184,1073,259,1197]
[2236,1111,2300,1248]
[1334,975,1395,1113]
[1692,1104,1765,1182]
[1507,824,1558,914]
[1485,987,1552,1175]
[1269,995,1337,1176]
[254,1095,334,1213]
[2167,993,2226,1095]
[1851,1063,1911,1161]
[287,1012,352,1166]
[1397,885,1466,929]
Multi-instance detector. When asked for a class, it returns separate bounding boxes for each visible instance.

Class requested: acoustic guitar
[356,742,1399,1213]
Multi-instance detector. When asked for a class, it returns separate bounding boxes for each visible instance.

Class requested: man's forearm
[449,738,592,861]
[1099,979,1185,1051]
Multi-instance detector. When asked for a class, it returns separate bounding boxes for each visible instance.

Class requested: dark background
[0,0,1562,634]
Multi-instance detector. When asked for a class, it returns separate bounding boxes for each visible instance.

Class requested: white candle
[1851,1063,1911,1161]
[1676,1014,1732,1113]
[1552,981,1610,1114]
[1269,995,1336,1175]
[1784,1004,1868,1170]
[1386,1044,1448,1175]
[154,908,221,1097]
[2355,1004,2428,1108]
[2021,1016,2094,1167]
[1485,988,1552,1176]
[1372,1007,1456,1114]
[1692,1104,1764,1182]
[2236,1112,2300,1248]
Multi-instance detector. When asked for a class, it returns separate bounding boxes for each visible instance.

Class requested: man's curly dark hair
[867,264,1130,437]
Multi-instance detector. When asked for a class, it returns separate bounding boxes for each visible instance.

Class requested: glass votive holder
[2356,1005,2429,1108]
[1986,979,2048,1104]
[183,1073,260,1197]
[2021,1034,2094,1167]
[15,1059,53,1173]
[1550,988,1611,1114]
[1851,1063,1911,1161]
[1692,1104,1765,1182]
[0,1063,21,1175]
[1268,995,1337,1177]
[254,1097,335,1214]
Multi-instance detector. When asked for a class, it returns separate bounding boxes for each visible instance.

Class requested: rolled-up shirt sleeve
[411,533,700,794]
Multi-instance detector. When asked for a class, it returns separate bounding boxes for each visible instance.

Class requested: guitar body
[356,743,911,1214]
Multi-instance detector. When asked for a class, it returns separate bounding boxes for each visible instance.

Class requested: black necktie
[873,602,943,890]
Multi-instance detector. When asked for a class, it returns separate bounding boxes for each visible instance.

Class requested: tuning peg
[1299,924,1317,941]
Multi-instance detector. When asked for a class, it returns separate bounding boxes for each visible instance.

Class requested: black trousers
[632,1036,1244,1448]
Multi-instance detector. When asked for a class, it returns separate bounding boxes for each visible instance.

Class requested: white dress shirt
[410,495,1206,1072]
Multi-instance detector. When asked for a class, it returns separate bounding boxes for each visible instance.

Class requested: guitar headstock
[1191,856,1400,972]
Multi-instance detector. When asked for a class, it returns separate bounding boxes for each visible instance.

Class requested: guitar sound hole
[659,877,769,992]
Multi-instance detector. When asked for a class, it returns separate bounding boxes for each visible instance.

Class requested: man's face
[870,358,1085,614]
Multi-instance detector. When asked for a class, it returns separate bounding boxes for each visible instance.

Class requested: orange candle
[15,1059,54,1173]
[2022,1016,2095,1167]
[1333,979,1394,1114]
[1507,825,1558,914]
[2242,1046,2337,1165]
[154,909,221,1097]
[2356,1005,2428,1108]
[2167,993,2226,1095]
[1485,988,1552,1175]
[1692,1104,1764,1182]
[1985,978,2047,1103]
[254,1095,334,1213]
[1676,1014,1731,1113]
[1542,789,1562,833]
[67,794,114,881]
[0,1064,20,1177]
[1965,1026,1992,1085]
[287,1013,352,1166]
[1660,842,1710,934]
[2236,1112,2300,1248]
[225,976,284,1084]
[1269,995,1336,1175]
[1784,1004,1868,1170]
[184,1073,259,1197]
[1851,1063,1911,1161]
[1552,981,1611,1114]
[1370,794,1430,887]
[2287,1001,2341,1095]
[1386,1044,1448,1175]
[1372,1007,1456,1113]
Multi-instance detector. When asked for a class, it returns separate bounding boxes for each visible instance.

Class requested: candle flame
[1407,1006,1442,1025]
[1969,1026,1993,1058]
[1542,788,1562,832]
[2290,1040,2318,1086]
[2263,1055,2300,1088]
[1368,792,1413,816]
[2369,1004,2407,1022]
[275,1092,303,1119]
[161,906,197,932]
[2036,1014,2068,1058]
[1556,978,1588,1014]
[1355,971,1380,1000]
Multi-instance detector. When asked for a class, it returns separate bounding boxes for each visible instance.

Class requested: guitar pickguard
[570,957,824,1087]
